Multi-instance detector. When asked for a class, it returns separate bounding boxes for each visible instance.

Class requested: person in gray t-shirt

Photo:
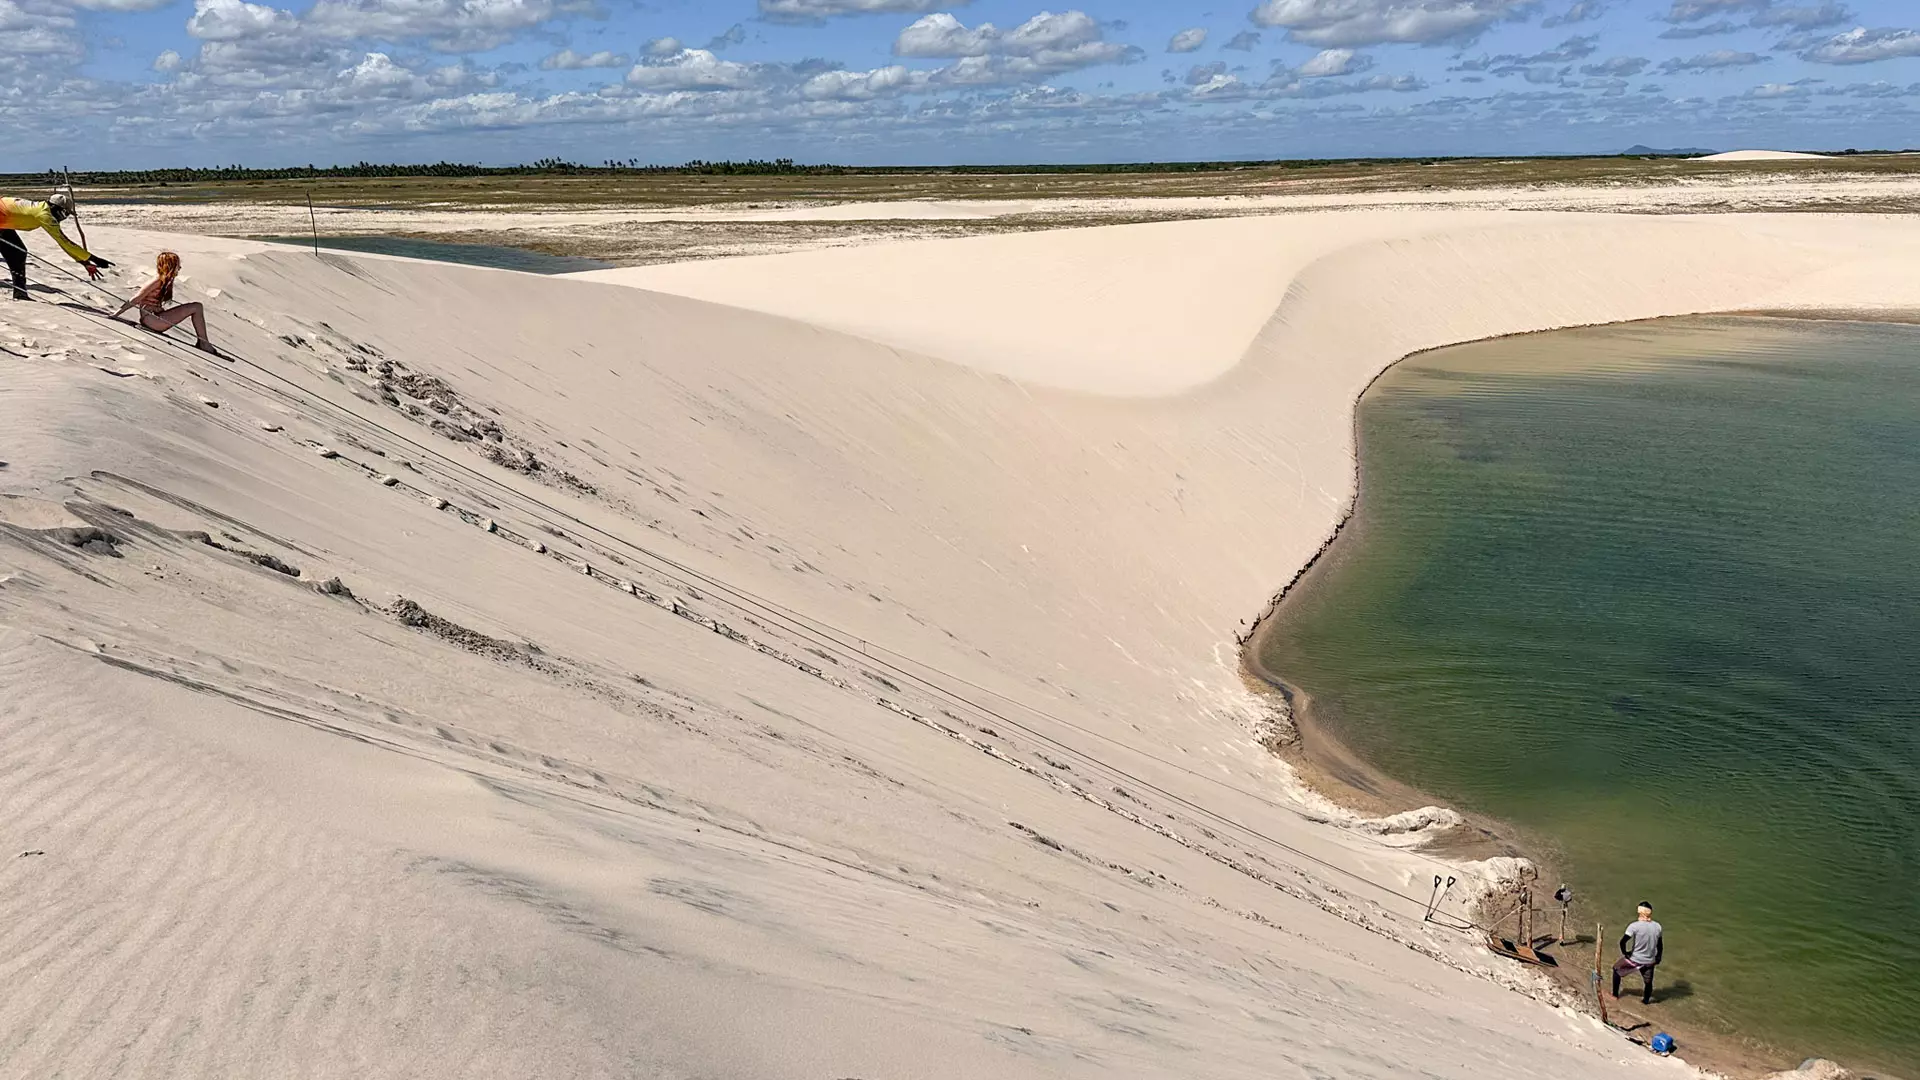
[1612,902,1665,1004]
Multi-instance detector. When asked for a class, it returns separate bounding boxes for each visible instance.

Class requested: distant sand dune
[1698,149,1831,161]
[3,211,1917,1078]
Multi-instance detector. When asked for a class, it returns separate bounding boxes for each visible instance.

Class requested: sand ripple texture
[3,210,1917,1079]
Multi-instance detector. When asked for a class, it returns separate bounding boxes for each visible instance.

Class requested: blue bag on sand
[1651,1033,1676,1055]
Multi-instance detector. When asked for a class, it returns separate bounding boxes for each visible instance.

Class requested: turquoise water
[261,235,609,274]
[1257,317,1920,1075]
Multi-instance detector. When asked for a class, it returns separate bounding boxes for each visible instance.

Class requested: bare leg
[141,303,210,344]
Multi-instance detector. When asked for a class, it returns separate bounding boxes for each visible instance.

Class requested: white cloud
[1542,0,1606,27]
[181,0,577,55]
[1797,26,1920,64]
[922,45,1139,86]
[1658,0,1774,19]
[187,0,299,42]
[624,48,765,91]
[1002,10,1102,54]
[1184,59,1229,84]
[1659,48,1768,72]
[895,10,1104,58]
[0,24,79,57]
[1295,47,1370,76]
[1530,34,1597,62]
[0,0,81,59]
[888,10,1141,84]
[1661,0,1766,20]
[1167,26,1207,53]
[1175,54,1426,102]
[153,48,184,71]
[759,0,965,23]
[894,12,996,57]
[426,59,489,89]
[68,0,177,10]
[997,40,1139,75]
[1820,79,1919,97]
[1188,72,1251,98]
[1249,0,1534,47]
[1659,19,1737,38]
[1751,3,1850,29]
[800,63,927,100]
[644,37,682,57]
[303,0,580,53]
[1222,29,1261,50]
[541,47,628,69]
[1455,33,1597,81]
[1580,55,1648,75]
[1662,0,1850,31]
[1292,71,1423,93]
[338,50,417,94]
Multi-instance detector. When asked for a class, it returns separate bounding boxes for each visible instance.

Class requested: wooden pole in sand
[308,193,320,255]
[62,167,88,251]
[1594,922,1610,1027]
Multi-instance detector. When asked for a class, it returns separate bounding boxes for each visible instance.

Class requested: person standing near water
[1613,902,1664,1004]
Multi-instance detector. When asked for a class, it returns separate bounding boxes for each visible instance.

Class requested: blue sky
[10,0,1920,167]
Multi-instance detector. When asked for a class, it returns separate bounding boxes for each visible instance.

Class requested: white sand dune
[3,210,1914,1078]
[1698,150,1831,161]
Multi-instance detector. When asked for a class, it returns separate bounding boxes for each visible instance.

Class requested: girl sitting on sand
[112,250,219,356]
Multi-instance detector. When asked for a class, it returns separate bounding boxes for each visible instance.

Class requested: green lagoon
[1257,317,1920,1075]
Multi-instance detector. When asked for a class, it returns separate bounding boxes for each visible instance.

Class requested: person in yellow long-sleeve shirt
[2,192,113,301]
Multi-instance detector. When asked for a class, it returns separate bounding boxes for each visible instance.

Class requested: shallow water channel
[261,234,609,274]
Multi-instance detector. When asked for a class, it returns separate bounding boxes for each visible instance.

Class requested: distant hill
[1624,145,1718,157]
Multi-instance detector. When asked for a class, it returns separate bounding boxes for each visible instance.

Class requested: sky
[8,0,1920,168]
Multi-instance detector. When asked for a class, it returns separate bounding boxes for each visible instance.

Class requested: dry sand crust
[2,208,1913,1080]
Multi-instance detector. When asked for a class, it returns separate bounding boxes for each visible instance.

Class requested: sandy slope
[3,210,1912,1078]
